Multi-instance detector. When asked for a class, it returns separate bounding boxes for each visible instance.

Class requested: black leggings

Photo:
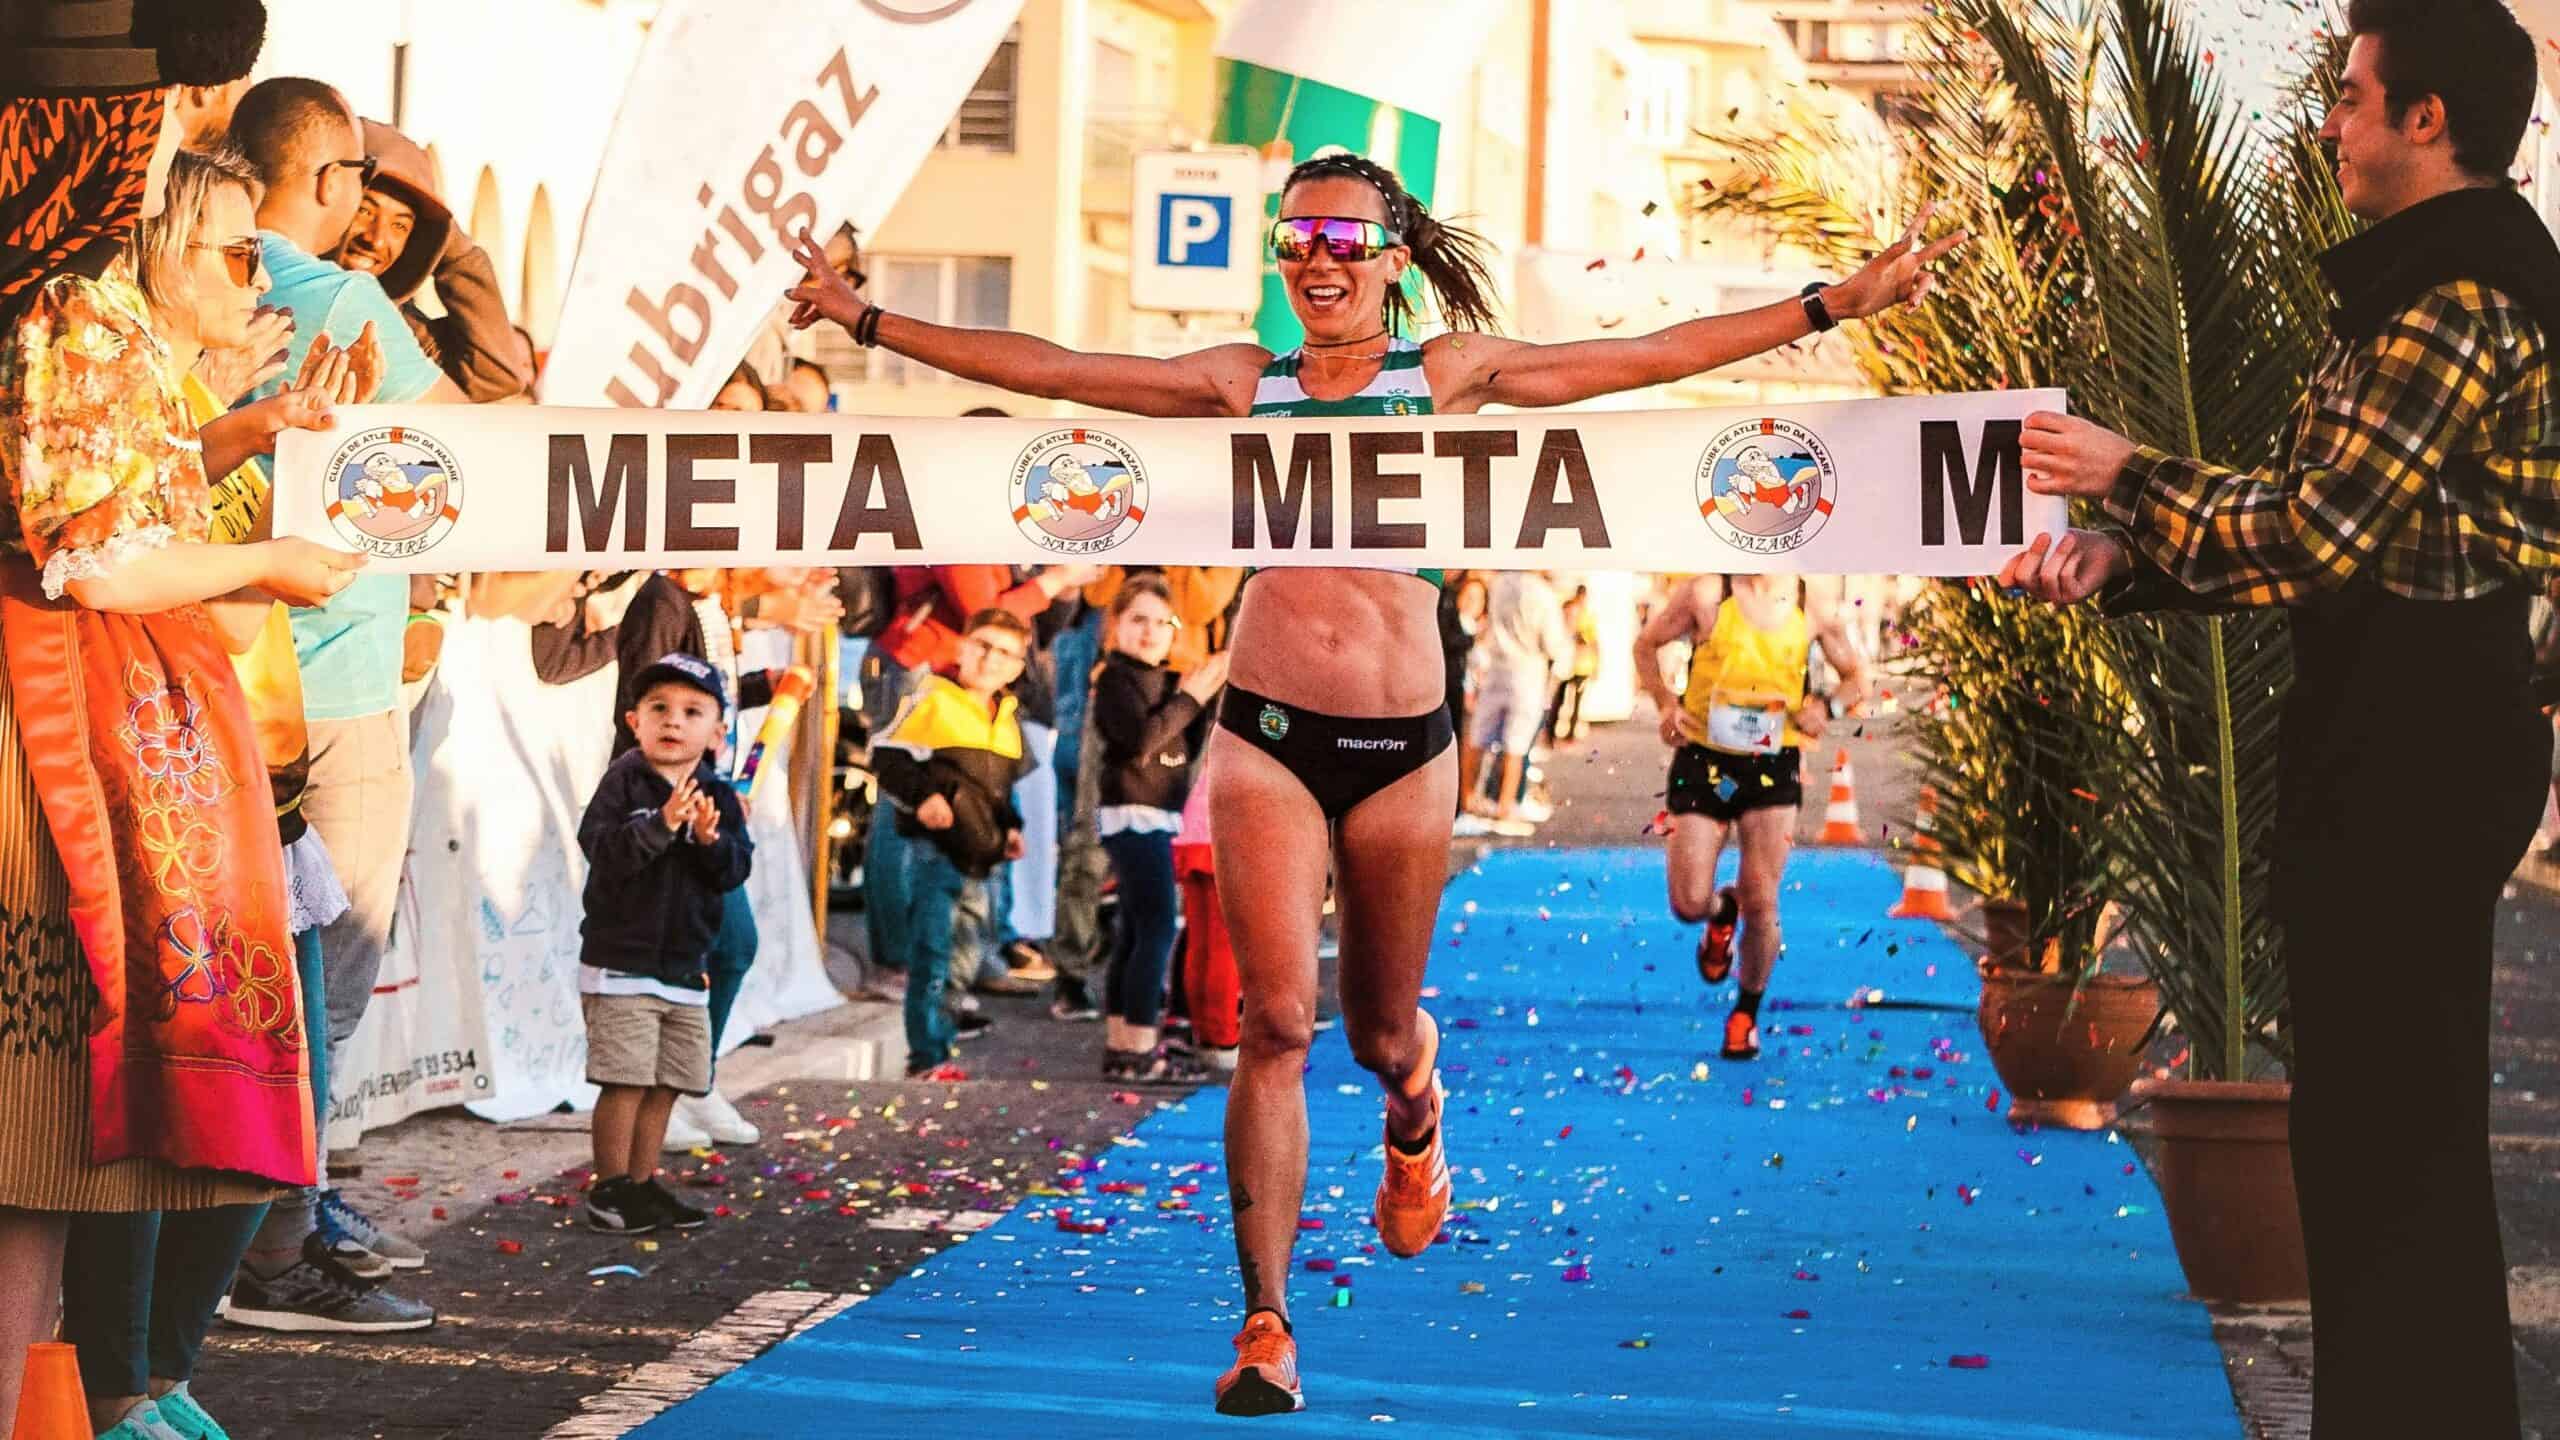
[1102,829,1180,1028]
[1217,684,1455,822]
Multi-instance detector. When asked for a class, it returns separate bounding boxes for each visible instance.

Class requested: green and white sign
[1210,0,1486,351]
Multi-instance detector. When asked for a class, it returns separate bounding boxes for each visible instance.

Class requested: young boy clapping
[577,653,754,1233]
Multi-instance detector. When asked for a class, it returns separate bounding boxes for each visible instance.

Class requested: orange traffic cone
[11,1343,87,1440]
[1888,786,1958,921]
[1815,749,1863,845]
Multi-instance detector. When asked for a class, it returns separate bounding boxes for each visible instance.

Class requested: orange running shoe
[1696,887,1739,985]
[1214,1310,1304,1415]
[1722,1009,1762,1061]
[1376,1071,1452,1259]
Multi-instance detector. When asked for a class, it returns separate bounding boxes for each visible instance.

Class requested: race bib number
[1706,702,1788,755]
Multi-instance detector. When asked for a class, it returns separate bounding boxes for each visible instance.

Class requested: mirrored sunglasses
[1270,215,1400,263]
[188,238,261,287]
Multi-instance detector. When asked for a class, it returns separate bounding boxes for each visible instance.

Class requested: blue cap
[631,652,728,712]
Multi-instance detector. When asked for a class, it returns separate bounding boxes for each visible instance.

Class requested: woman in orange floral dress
[0,14,366,1418]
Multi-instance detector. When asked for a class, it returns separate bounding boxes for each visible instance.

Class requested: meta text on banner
[272,389,2069,576]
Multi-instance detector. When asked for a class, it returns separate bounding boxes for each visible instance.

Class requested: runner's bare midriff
[1228,568,1445,718]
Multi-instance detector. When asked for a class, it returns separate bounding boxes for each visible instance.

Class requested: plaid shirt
[2107,279,2560,605]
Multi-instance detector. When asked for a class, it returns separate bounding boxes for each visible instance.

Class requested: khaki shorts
[1470,666,1550,753]
[583,992,713,1095]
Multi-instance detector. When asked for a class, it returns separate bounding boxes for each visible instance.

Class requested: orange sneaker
[1214,1310,1304,1415]
[1376,1023,1452,1259]
[1722,1009,1762,1061]
[1696,887,1739,985]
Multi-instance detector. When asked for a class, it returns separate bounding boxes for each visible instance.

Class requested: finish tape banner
[271,389,2068,575]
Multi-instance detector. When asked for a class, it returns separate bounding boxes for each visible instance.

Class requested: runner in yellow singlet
[1634,575,1868,1060]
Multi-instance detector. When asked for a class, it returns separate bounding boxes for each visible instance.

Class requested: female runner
[788,154,1956,1415]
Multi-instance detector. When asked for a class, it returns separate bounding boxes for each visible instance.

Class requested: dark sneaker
[1049,976,1101,1023]
[320,1190,426,1272]
[1128,1048,1211,1087]
[585,1177,660,1234]
[639,1177,710,1230]
[953,1011,995,1042]
[223,1234,436,1334]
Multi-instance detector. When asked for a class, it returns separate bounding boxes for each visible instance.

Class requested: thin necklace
[1301,328,1388,349]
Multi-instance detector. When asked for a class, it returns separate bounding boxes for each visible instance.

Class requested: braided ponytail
[1283,154,1503,336]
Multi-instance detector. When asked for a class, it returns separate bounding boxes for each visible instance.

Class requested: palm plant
[1899,576,2119,971]
[1700,0,2348,1075]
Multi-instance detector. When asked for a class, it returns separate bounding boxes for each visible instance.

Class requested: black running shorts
[1665,744,1803,822]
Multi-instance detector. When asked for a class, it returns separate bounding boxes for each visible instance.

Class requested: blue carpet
[639,846,2240,1438]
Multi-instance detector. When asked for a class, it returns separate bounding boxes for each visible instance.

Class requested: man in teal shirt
[224,76,465,1335]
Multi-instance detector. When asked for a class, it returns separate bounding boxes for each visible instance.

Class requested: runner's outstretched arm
[785,233,1266,418]
[1432,214,1965,411]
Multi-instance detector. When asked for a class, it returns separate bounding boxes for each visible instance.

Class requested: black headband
[1291,157,1411,233]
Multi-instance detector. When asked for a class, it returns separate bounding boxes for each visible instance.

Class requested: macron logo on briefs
[1157,192,1233,268]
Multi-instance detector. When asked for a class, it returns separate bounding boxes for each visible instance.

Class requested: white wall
[253,0,654,340]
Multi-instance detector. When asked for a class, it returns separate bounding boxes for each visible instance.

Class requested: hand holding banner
[272,389,2069,576]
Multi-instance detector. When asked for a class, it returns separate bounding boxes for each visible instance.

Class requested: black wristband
[854,306,886,347]
[1799,282,1838,333]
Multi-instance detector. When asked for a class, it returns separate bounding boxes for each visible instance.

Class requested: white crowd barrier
[325,612,844,1146]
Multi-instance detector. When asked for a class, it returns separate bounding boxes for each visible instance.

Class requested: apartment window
[942,29,1019,151]
[823,256,1011,384]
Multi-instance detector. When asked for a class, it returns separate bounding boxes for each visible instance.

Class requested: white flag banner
[537,0,1027,411]
[272,389,2069,575]
[1213,0,1490,123]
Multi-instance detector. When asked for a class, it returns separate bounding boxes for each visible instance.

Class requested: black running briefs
[1216,684,1455,821]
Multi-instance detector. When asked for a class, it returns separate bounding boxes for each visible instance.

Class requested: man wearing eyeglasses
[219,75,469,1332]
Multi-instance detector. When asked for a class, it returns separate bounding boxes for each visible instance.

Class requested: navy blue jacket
[577,749,754,988]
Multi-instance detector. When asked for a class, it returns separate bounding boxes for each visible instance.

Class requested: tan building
[816,0,1235,418]
[1741,0,1927,123]
[814,0,1870,416]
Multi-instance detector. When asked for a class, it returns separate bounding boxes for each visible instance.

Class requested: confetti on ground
[637,847,2239,1440]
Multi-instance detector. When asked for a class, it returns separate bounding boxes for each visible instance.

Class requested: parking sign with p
[1158,193,1232,267]
[1130,149,1264,314]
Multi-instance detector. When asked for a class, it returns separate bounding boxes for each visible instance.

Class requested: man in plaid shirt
[2004,3,2554,1434]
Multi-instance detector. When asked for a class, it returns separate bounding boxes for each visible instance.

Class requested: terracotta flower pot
[1975,964,2158,1129]
[2132,1078,2308,1304]
[1980,898,2032,971]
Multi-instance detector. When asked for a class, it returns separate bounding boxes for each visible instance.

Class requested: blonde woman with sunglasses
[788,152,1958,1416]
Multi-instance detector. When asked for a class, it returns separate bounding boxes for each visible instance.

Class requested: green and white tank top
[1247,337,1446,588]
